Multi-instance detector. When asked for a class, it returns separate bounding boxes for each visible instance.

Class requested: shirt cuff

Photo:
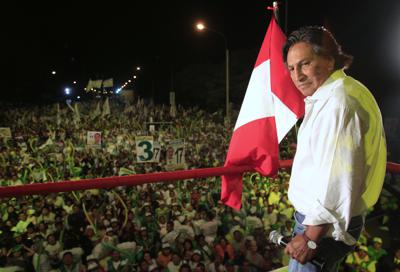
[302,201,357,246]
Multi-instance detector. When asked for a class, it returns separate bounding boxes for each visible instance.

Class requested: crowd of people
[0,99,399,271]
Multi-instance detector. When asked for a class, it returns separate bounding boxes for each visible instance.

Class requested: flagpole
[272,1,299,139]
[284,0,288,35]
[273,1,280,24]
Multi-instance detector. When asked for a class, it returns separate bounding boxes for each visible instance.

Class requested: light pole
[196,22,230,121]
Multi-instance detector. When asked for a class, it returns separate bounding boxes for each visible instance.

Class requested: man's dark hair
[282,26,353,70]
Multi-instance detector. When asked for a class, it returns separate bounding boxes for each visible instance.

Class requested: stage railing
[0,161,399,198]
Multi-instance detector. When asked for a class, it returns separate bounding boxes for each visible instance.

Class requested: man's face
[63,253,73,265]
[233,231,242,241]
[111,251,120,261]
[373,242,382,249]
[287,42,334,97]
[48,235,56,245]
[172,254,181,264]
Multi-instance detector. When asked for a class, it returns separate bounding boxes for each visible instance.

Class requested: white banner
[102,78,114,88]
[152,142,161,163]
[92,79,103,88]
[166,139,186,170]
[87,131,102,147]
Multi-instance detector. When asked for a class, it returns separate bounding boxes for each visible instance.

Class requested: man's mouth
[297,82,310,89]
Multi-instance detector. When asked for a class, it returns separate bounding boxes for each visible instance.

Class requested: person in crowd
[189,249,205,270]
[345,245,376,272]
[167,252,183,272]
[244,240,269,271]
[142,250,157,269]
[57,249,83,272]
[86,254,106,272]
[214,237,235,264]
[156,243,172,268]
[105,250,128,272]
[367,236,387,262]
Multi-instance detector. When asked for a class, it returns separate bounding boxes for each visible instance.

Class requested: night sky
[7,0,400,118]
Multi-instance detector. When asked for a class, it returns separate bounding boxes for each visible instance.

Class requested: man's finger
[284,245,290,255]
[284,244,293,255]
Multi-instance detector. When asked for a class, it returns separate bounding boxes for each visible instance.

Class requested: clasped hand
[284,234,317,264]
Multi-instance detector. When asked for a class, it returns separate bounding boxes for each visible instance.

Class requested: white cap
[87,262,98,270]
[106,227,113,233]
[162,243,170,249]
[193,249,202,256]
[246,235,255,241]
[149,264,158,271]
[86,254,97,262]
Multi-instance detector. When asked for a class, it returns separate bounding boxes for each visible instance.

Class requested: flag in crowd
[102,97,111,117]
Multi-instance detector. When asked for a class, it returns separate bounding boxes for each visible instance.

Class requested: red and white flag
[221,17,304,210]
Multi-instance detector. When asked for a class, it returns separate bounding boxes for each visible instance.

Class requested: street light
[196,23,205,31]
[195,21,230,121]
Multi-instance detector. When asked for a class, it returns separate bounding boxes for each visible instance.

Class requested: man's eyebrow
[288,58,310,67]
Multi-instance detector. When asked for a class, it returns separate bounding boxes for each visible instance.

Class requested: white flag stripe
[234,60,274,131]
[272,92,299,143]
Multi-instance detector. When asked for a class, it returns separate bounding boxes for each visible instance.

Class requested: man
[106,250,128,272]
[345,245,376,272]
[199,212,220,245]
[367,237,387,262]
[57,249,83,272]
[282,26,386,271]
[167,253,182,272]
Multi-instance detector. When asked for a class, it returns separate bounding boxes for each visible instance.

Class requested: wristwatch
[302,232,318,250]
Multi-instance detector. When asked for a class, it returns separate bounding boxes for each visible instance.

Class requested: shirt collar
[305,69,346,103]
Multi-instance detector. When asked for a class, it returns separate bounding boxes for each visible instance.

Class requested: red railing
[0,160,398,198]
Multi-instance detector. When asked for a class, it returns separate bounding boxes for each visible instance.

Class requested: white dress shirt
[288,70,386,245]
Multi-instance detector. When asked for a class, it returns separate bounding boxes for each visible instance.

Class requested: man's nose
[293,67,306,83]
